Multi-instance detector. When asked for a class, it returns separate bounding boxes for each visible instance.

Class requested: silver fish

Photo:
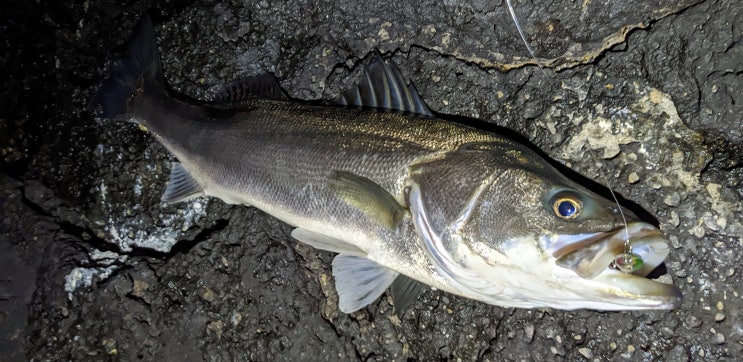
[102,17,681,313]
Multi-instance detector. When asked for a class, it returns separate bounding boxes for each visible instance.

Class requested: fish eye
[553,197,581,220]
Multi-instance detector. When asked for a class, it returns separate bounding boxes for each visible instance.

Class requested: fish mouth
[551,221,682,308]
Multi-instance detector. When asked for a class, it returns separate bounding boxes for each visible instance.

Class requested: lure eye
[553,198,581,220]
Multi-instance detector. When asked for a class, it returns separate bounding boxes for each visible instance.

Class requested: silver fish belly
[101,16,682,313]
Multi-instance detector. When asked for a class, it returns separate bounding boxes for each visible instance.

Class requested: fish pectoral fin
[389,275,427,315]
[332,53,433,117]
[214,73,288,104]
[161,162,204,204]
[328,170,406,230]
[290,228,366,256]
[332,254,399,313]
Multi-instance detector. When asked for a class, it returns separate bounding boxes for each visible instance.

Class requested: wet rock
[2,0,742,361]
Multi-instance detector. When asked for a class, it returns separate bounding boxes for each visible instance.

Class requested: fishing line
[597,168,641,274]
[502,0,640,273]
[504,0,554,88]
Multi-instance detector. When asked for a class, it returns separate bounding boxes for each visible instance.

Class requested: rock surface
[1,0,741,360]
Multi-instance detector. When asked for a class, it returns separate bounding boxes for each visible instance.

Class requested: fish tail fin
[101,16,165,118]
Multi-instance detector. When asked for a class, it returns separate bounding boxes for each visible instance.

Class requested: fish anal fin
[332,53,433,117]
[389,275,427,315]
[332,254,399,313]
[291,228,366,256]
[214,73,288,104]
[161,162,204,204]
[328,171,406,230]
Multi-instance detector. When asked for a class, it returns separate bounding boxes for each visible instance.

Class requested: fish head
[408,143,682,310]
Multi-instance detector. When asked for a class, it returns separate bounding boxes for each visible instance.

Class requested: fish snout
[548,221,682,308]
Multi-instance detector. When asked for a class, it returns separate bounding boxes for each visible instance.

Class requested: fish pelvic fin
[332,254,399,313]
[101,15,165,119]
[333,53,433,117]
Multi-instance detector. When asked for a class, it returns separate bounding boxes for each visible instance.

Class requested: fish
[101,16,682,313]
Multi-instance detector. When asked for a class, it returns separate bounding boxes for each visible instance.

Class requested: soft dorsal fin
[214,73,288,104]
[333,54,433,117]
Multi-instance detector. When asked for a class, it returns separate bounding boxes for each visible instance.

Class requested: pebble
[661,327,675,338]
[691,225,706,238]
[627,172,639,184]
[524,324,535,343]
[713,333,725,344]
[578,347,593,359]
[101,337,117,355]
[132,278,149,299]
[207,320,224,340]
[716,216,727,229]
[715,313,725,322]
[664,193,681,207]
[716,301,724,310]
[609,341,617,351]
[703,212,720,231]
[230,311,242,327]
[669,211,680,227]
[200,287,216,302]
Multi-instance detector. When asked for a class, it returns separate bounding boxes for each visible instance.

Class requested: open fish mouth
[551,221,682,308]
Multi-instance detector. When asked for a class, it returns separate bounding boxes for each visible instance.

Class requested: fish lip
[591,270,683,309]
[549,221,682,308]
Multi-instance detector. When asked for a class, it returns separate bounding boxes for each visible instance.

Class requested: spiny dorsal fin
[333,54,433,117]
[161,162,203,204]
[214,73,288,104]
